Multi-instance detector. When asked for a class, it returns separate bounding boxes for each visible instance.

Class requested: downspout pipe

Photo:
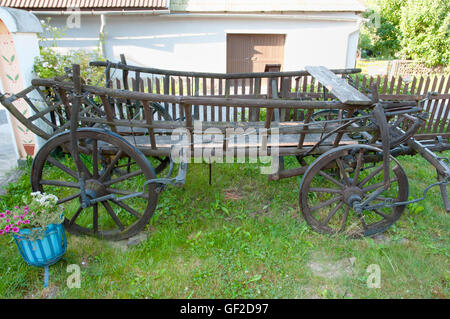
[99,13,106,58]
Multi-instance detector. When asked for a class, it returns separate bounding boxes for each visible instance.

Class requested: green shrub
[33,18,106,84]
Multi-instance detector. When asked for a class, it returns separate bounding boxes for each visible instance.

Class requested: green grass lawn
[0,152,449,299]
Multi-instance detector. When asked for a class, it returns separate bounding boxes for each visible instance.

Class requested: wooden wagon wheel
[31,128,158,241]
[299,144,409,237]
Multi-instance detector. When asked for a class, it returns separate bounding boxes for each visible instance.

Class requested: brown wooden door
[226,34,286,73]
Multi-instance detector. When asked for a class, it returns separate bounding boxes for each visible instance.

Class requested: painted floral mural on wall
[0,20,36,158]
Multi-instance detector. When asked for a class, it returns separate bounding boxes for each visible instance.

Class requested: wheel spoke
[318,170,345,188]
[309,187,342,194]
[106,187,149,199]
[321,202,344,226]
[126,157,132,173]
[99,150,124,183]
[352,150,364,186]
[93,204,98,234]
[373,209,391,220]
[92,139,98,178]
[362,178,397,193]
[358,165,383,187]
[340,206,350,232]
[336,158,350,185]
[57,192,80,205]
[310,196,342,212]
[102,201,125,231]
[78,154,93,179]
[40,180,80,188]
[69,206,83,226]
[110,200,142,218]
[103,169,144,187]
[46,156,78,180]
[359,215,368,231]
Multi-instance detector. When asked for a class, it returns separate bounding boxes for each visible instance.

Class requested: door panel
[226,34,285,74]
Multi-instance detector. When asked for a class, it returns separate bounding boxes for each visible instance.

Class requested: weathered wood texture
[102,66,449,139]
[4,63,449,145]
[305,66,372,105]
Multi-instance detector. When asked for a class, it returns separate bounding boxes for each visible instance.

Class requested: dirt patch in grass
[223,188,244,201]
[25,284,60,299]
[307,252,355,279]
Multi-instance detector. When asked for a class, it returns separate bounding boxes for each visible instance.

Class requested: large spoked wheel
[31,128,158,241]
[299,145,409,238]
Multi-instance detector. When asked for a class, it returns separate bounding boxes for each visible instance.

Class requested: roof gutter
[28,9,170,16]
[166,13,361,22]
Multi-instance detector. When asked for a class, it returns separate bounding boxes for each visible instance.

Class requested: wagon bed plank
[118,131,357,149]
[305,66,372,105]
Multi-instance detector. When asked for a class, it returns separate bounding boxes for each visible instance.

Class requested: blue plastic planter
[13,222,67,268]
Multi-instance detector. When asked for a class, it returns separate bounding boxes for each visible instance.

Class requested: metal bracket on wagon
[355,179,449,212]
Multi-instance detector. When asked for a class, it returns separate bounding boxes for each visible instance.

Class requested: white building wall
[38,13,361,72]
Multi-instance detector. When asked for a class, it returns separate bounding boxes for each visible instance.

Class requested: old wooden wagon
[1,57,449,240]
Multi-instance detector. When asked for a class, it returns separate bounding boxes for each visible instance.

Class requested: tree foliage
[399,0,449,66]
[359,0,449,67]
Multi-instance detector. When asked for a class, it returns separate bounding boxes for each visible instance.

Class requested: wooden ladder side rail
[90,60,361,80]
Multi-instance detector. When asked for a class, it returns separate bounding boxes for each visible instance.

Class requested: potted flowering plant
[0,191,67,268]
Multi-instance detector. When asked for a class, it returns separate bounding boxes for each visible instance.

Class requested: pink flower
[16,220,21,226]
[0,213,4,218]
[12,227,19,233]
[0,230,4,235]
[5,219,9,223]
[4,226,10,232]
[24,220,30,224]
[14,206,19,209]
[5,210,10,215]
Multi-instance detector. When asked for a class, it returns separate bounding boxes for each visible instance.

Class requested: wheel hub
[84,179,108,199]
[343,186,364,207]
